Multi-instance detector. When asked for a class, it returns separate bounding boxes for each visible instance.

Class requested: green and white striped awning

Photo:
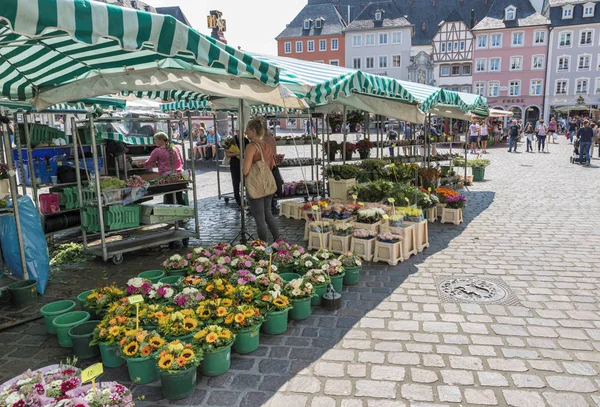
[160,100,211,112]
[97,131,154,145]
[0,97,125,112]
[0,0,305,110]
[122,91,209,103]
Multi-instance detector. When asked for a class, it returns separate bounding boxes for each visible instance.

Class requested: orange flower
[234,313,245,324]
[141,346,151,356]
[206,332,218,343]
[176,356,187,367]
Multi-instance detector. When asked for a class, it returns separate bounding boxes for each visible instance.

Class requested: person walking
[403,123,412,155]
[568,118,578,144]
[536,120,548,153]
[243,118,280,241]
[468,120,480,154]
[525,123,534,152]
[387,128,398,157]
[507,119,520,152]
[577,120,593,166]
[144,132,186,205]
[480,120,489,154]
[548,117,558,144]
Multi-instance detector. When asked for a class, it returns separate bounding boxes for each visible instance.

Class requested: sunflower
[221,299,233,307]
[225,285,236,295]
[242,290,253,299]
[216,307,228,317]
[176,356,187,367]
[273,298,286,307]
[194,329,208,340]
[108,318,117,326]
[205,332,219,343]
[141,346,152,356]
[180,349,195,361]
[218,330,232,340]
[234,313,245,324]
[224,313,234,325]
[123,341,139,356]
[149,337,165,349]
[244,308,255,318]
[158,354,174,370]
[183,317,198,331]
[205,283,215,293]
[198,308,211,319]
[108,326,121,337]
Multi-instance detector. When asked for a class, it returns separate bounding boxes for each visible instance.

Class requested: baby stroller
[570,136,587,164]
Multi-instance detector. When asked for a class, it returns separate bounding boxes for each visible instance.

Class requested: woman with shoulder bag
[242,118,280,242]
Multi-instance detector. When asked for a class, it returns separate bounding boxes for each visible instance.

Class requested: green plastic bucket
[138,270,165,283]
[276,264,295,274]
[8,280,38,307]
[261,309,289,335]
[279,273,301,283]
[99,342,126,368]
[233,324,262,354]
[158,276,182,287]
[165,332,196,344]
[200,343,233,377]
[68,320,100,359]
[159,366,197,400]
[289,297,312,321]
[76,290,101,319]
[311,284,328,306]
[40,300,77,334]
[127,356,159,384]
[168,269,188,277]
[330,273,345,293]
[343,266,361,286]
[52,311,90,348]
[472,167,485,182]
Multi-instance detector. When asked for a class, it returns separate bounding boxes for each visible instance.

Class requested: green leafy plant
[327,164,361,180]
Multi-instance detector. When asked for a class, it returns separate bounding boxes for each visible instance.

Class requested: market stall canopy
[0,0,306,110]
[488,108,514,118]
[429,91,489,120]
[0,96,125,112]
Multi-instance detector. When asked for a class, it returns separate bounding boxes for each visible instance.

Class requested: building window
[352,35,362,47]
[296,41,303,53]
[331,39,339,50]
[379,56,388,68]
[475,82,485,95]
[578,55,591,70]
[555,80,567,95]
[509,80,521,96]
[580,30,593,46]
[595,78,600,94]
[392,55,401,68]
[353,58,361,69]
[460,41,465,51]
[284,42,292,54]
[510,56,522,71]
[379,33,388,45]
[307,40,314,52]
[315,18,322,29]
[375,10,382,21]
[477,35,488,49]
[447,41,451,52]
[505,6,516,20]
[576,78,589,93]
[453,41,459,51]
[532,55,544,70]
[392,32,402,44]
[534,31,546,45]
[559,32,572,47]
[488,81,499,97]
[440,65,450,76]
[451,65,461,75]
[476,59,487,72]
[461,86,471,93]
[329,60,339,66]
[366,34,375,46]
[441,43,446,52]
[366,57,374,69]
[319,39,327,51]
[489,58,500,72]
[303,19,311,30]
[512,32,524,46]
[562,5,574,19]
[557,56,570,71]
[491,34,502,47]
[450,86,460,92]
[584,3,595,17]
[530,79,542,96]
[462,64,472,75]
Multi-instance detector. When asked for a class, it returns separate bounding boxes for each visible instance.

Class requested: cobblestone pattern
[1,140,600,406]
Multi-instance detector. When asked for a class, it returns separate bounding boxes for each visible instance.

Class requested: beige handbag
[246,142,277,199]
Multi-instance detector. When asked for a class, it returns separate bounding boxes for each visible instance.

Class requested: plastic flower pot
[68,320,100,360]
[99,341,126,368]
[330,273,346,293]
[279,273,301,283]
[289,297,312,321]
[200,343,233,377]
[76,290,101,319]
[142,325,157,331]
[40,300,76,334]
[138,269,165,283]
[472,167,485,182]
[343,266,361,286]
[311,284,328,306]
[52,311,90,348]
[261,309,290,335]
[276,264,295,274]
[166,332,196,344]
[168,269,188,277]
[126,356,159,384]
[159,366,197,400]
[233,324,262,354]
[8,280,38,307]
[158,276,182,287]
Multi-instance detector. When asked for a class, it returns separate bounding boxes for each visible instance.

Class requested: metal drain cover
[436,277,519,305]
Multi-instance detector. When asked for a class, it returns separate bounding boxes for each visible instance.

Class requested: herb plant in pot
[156,340,203,400]
[285,278,315,320]
[193,325,235,376]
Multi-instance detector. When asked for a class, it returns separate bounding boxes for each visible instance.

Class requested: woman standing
[525,123,534,153]
[468,120,480,154]
[144,132,186,205]
[242,119,280,242]
[226,131,247,207]
[548,117,557,144]
[536,120,548,153]
[479,120,489,154]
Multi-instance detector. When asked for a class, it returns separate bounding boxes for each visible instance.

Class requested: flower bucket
[279,272,301,283]
[142,325,157,331]
[52,311,90,348]
[159,366,197,400]
[343,266,361,286]
[311,284,328,306]
[233,324,262,354]
[166,332,196,344]
[99,341,126,368]
[200,343,233,377]
[68,320,100,360]
[158,276,182,286]
[40,300,76,334]
[276,264,295,274]
[138,269,165,283]
[127,356,159,384]
[472,167,485,182]
[330,273,345,293]
[76,290,102,319]
[168,269,188,277]
[261,309,289,335]
[289,297,312,321]
[8,280,38,307]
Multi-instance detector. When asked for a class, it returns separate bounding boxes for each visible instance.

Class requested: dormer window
[315,18,323,28]
[562,5,574,19]
[583,2,595,17]
[303,19,311,30]
[505,6,516,21]
[375,10,383,21]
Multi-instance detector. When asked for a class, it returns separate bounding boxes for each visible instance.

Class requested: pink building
[471,1,549,124]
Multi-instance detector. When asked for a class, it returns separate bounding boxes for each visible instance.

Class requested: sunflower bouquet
[85,283,125,313]
[120,330,165,359]
[235,285,260,305]
[192,325,235,353]
[223,305,264,331]
[157,309,200,338]
[303,269,331,287]
[200,278,236,299]
[284,278,315,299]
[258,292,292,313]
[92,314,133,345]
[156,340,202,372]
[162,254,190,273]
[195,298,234,324]
[172,287,206,309]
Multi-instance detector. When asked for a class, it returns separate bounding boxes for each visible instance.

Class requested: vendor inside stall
[144,132,186,205]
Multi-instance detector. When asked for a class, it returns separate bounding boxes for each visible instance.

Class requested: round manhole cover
[439,278,507,303]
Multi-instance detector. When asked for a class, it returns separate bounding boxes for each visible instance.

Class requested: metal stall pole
[71,117,87,249]
[179,116,187,164]
[342,106,347,164]
[22,115,39,212]
[187,111,200,238]
[89,115,108,261]
[2,120,29,278]
[231,99,252,244]
[13,112,27,197]
[321,116,326,198]
[308,110,315,181]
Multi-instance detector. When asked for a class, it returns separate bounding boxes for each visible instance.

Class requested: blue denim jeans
[508,136,518,152]
[579,141,591,164]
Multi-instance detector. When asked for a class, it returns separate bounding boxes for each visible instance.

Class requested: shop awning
[0,97,125,113]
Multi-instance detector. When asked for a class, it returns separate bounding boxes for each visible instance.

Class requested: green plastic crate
[80,205,140,232]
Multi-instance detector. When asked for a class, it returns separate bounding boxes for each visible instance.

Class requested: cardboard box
[140,214,189,225]
[151,204,194,217]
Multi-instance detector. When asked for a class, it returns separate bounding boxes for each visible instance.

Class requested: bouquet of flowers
[120,330,165,359]
[303,269,331,286]
[195,298,234,323]
[234,286,260,305]
[92,314,133,345]
[273,249,294,266]
[182,275,204,287]
[356,208,385,224]
[435,187,459,204]
[162,254,190,273]
[0,370,46,407]
[338,252,362,268]
[200,278,236,299]
[138,304,167,327]
[257,292,292,313]
[192,255,214,274]
[284,278,314,299]
[125,277,153,296]
[172,287,206,309]
[417,190,439,209]
[249,240,268,260]
[147,283,175,303]
[309,221,332,233]
[158,309,200,338]
[222,305,264,331]
[271,239,291,251]
[352,229,377,240]
[444,195,467,209]
[192,325,235,353]
[293,253,320,275]
[388,214,404,227]
[212,243,230,255]
[289,244,306,258]
[321,259,345,276]
[230,255,255,270]
[66,381,134,407]
[85,283,125,313]
[314,249,336,262]
[233,269,256,286]
[333,222,352,236]
[187,246,212,262]
[221,136,240,155]
[377,232,403,243]
[255,272,284,290]
[205,264,230,278]
[156,340,202,372]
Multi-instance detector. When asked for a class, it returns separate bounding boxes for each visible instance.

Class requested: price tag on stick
[81,363,103,391]
[128,295,144,330]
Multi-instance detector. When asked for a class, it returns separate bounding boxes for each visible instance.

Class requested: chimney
[470,9,475,29]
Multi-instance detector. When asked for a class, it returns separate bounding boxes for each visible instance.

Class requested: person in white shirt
[479,120,489,154]
[468,120,480,154]
[535,119,548,153]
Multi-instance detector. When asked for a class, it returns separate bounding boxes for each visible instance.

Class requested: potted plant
[156,339,202,400]
[441,195,466,225]
[158,309,200,342]
[324,140,340,162]
[343,142,358,161]
[303,269,331,306]
[322,258,345,293]
[353,208,385,233]
[293,253,321,276]
[333,222,352,236]
[92,303,132,368]
[327,164,360,200]
[471,158,490,181]
[83,283,124,319]
[226,305,265,354]
[257,290,292,335]
[350,228,377,261]
[309,220,332,233]
[193,325,235,376]
[284,278,315,320]
[356,138,373,160]
[403,207,424,223]
[419,167,441,190]
[388,214,404,227]
[373,232,404,265]
[162,254,190,277]
[120,330,163,384]
[338,252,362,286]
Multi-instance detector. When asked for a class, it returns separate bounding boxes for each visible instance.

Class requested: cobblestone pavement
[2,139,600,406]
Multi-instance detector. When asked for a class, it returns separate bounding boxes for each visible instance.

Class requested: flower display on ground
[303,269,331,286]
[284,278,315,299]
[338,252,362,268]
[156,340,202,372]
[352,229,377,239]
[162,254,189,273]
[120,330,164,359]
[192,325,235,353]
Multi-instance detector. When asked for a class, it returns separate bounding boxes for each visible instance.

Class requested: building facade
[344,1,413,80]
[472,0,549,124]
[543,0,600,122]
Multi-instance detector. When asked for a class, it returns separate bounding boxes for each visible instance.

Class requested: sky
[146,0,307,55]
